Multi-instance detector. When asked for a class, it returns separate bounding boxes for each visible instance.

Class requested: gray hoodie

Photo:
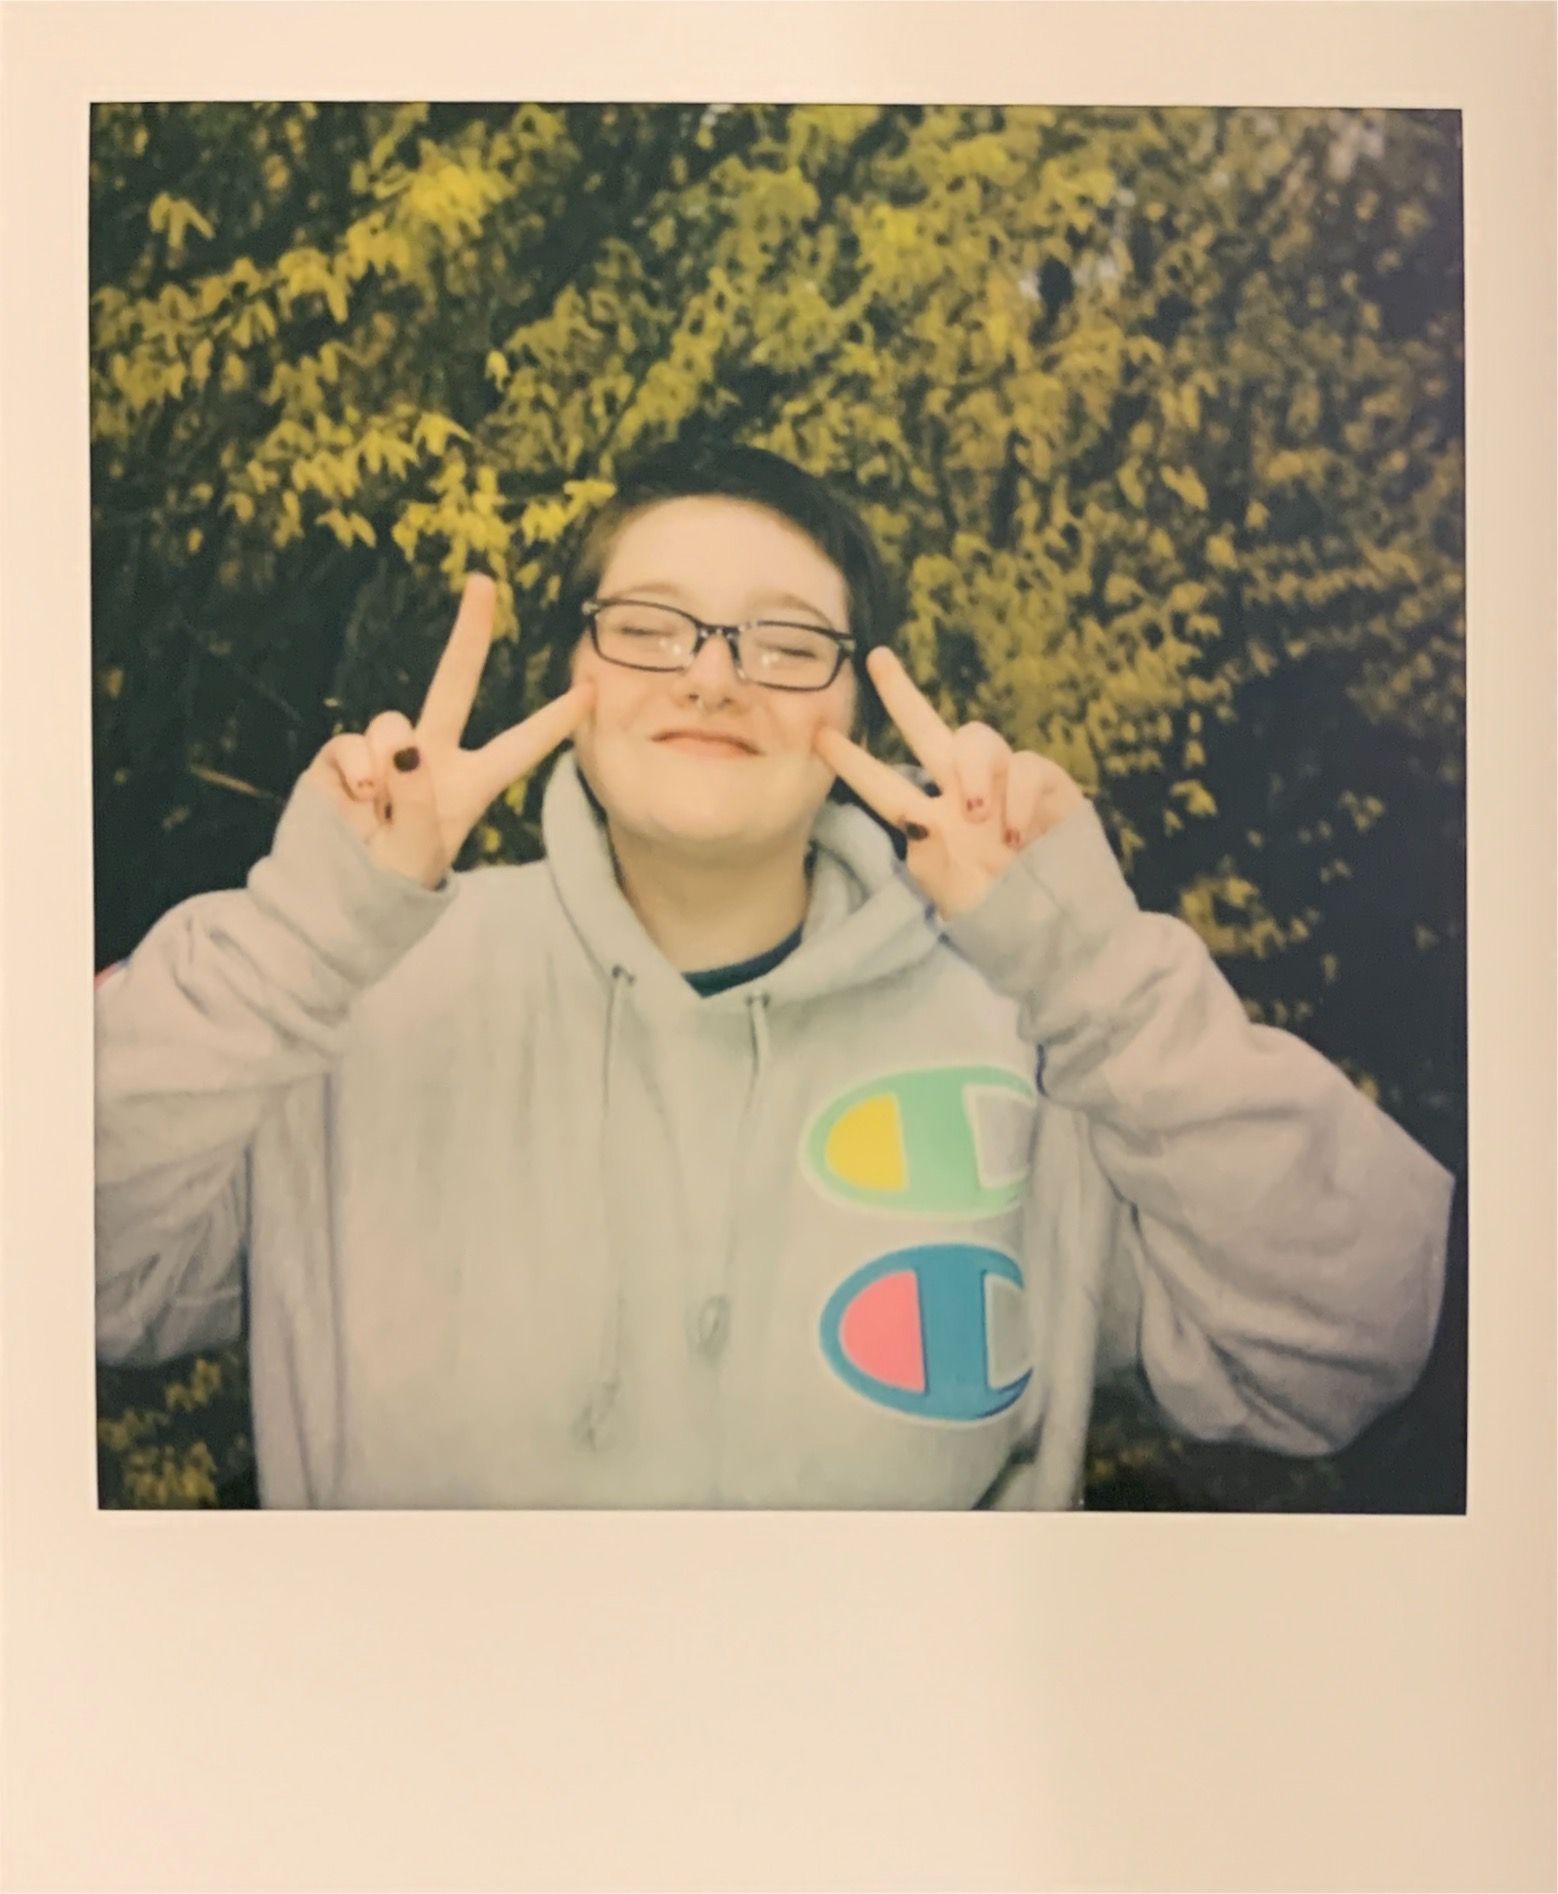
[95,753,1455,1508]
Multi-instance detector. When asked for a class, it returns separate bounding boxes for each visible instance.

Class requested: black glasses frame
[583,597,857,692]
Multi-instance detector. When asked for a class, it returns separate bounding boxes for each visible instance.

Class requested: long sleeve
[943,801,1455,1456]
[95,781,454,1366]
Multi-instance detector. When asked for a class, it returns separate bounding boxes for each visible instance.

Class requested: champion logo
[819,1245,1032,1422]
[803,1063,1037,1220]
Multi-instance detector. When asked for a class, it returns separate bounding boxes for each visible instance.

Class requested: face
[570,495,858,860]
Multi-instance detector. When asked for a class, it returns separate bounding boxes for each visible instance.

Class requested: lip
[652,730,761,759]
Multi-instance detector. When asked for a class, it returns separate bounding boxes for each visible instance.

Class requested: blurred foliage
[91,102,1465,1511]
[97,1345,253,1507]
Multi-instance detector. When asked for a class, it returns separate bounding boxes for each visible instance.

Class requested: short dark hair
[553,441,898,743]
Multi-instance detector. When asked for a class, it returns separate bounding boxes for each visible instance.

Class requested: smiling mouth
[652,732,760,759]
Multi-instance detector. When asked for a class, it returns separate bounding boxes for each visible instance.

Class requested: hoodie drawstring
[700,993,772,1355]
[577,983,774,1450]
[575,965,632,1449]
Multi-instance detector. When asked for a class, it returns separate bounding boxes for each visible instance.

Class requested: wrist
[942,801,1136,994]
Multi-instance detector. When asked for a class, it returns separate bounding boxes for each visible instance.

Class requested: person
[94,442,1456,1509]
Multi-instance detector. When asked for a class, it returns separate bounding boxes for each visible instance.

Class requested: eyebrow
[608,579,841,627]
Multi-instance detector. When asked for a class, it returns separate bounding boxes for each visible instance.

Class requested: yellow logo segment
[823,1091,907,1194]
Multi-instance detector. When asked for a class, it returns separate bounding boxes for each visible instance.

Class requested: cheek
[758,693,856,796]
[803,681,859,748]
[574,654,656,738]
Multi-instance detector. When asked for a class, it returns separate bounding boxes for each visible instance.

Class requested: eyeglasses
[583,597,856,692]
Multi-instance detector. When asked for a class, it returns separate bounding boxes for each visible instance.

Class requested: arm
[941,801,1454,1455]
[96,575,594,1367]
[95,784,455,1366]
[816,649,1454,1457]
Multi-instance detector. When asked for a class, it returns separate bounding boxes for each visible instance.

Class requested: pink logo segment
[837,1267,926,1393]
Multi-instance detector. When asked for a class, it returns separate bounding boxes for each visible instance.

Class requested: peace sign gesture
[815,648,1086,919]
[305,574,594,888]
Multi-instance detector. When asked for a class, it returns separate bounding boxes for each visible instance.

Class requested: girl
[95,444,1454,1508]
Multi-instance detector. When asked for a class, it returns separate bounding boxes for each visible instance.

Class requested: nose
[674,626,742,705]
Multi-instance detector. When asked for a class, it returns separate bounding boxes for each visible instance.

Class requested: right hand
[304,574,594,888]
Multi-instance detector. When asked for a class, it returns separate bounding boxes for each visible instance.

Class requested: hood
[540,752,943,1011]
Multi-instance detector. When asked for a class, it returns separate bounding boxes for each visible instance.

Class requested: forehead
[597,496,849,621]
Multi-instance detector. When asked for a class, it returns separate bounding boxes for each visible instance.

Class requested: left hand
[815,648,1087,919]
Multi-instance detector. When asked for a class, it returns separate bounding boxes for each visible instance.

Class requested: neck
[607,824,810,973]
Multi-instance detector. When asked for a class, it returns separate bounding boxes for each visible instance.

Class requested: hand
[814,647,1086,919]
[303,574,594,888]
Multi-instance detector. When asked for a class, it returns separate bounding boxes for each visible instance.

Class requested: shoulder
[431,854,562,957]
[361,854,565,1011]
[450,854,556,915]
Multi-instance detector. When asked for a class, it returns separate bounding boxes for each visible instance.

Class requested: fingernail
[904,821,930,842]
[393,746,420,772]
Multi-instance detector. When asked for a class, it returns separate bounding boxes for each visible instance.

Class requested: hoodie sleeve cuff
[246,778,456,991]
[941,800,1137,1001]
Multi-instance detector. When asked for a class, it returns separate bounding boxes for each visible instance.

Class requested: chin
[639,780,793,856]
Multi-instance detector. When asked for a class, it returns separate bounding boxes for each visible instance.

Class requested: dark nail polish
[903,821,930,842]
[393,746,420,772]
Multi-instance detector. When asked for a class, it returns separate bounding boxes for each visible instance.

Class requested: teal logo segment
[802,1064,1037,1221]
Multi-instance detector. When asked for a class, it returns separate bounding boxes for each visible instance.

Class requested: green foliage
[96,1346,252,1506]
[91,103,1465,1511]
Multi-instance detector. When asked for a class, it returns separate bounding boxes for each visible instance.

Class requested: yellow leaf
[1116,461,1146,509]
[1164,465,1209,510]
[1169,779,1218,817]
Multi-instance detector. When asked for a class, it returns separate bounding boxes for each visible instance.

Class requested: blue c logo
[819,1244,1032,1422]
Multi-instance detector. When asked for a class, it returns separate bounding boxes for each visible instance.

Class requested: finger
[369,721,443,885]
[814,727,939,832]
[316,732,378,802]
[365,709,416,769]
[1003,751,1050,848]
[463,681,597,812]
[417,574,497,748]
[949,722,1010,823]
[864,648,958,788]
[364,710,417,823]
